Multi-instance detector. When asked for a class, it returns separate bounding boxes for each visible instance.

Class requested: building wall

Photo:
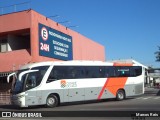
[30,10,105,62]
[0,10,31,33]
[0,10,31,72]
[0,50,31,72]
[0,10,105,72]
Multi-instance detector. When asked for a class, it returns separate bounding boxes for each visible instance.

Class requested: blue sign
[39,23,73,60]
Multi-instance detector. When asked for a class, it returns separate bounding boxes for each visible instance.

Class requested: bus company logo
[41,27,48,41]
[60,80,66,88]
[2,112,11,117]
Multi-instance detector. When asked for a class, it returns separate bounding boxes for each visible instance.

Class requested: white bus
[8,60,145,107]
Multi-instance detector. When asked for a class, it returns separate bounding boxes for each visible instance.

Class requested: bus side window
[130,67,136,77]
[84,66,102,78]
[134,66,142,76]
[73,67,84,79]
[25,73,37,90]
[67,66,85,79]
[107,66,116,77]
[104,67,109,77]
[116,67,130,77]
[31,66,49,84]
[84,67,95,78]
[47,67,60,83]
[130,66,142,77]
[99,67,105,78]
[69,67,77,79]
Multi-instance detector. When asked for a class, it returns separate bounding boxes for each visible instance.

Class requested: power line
[0,1,30,9]
[0,1,31,14]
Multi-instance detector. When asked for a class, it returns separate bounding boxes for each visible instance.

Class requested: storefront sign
[39,23,73,60]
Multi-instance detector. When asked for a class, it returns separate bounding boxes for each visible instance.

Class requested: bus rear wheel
[46,94,59,108]
[116,90,125,101]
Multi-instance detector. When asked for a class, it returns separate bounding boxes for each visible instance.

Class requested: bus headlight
[17,95,25,99]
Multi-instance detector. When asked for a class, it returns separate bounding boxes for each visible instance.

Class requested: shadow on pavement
[0,98,127,110]
[0,104,18,110]
[0,104,46,110]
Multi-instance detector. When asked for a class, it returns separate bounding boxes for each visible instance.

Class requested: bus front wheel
[116,90,125,101]
[46,94,59,108]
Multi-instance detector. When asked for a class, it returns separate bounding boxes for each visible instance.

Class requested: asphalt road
[0,87,160,120]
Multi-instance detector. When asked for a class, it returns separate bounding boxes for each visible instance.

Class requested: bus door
[19,70,41,106]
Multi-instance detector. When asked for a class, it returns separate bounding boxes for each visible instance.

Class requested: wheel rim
[48,97,55,105]
[118,92,124,99]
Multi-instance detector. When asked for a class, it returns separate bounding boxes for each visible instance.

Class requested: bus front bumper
[11,95,27,107]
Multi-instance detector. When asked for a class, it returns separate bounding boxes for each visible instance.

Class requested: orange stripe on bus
[106,77,128,96]
[97,78,109,100]
[98,62,133,100]
[113,62,133,66]
[98,77,128,100]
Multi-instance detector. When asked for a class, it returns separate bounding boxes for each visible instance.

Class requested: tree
[155,46,160,62]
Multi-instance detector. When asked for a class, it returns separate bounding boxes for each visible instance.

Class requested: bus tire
[46,94,59,108]
[116,89,125,101]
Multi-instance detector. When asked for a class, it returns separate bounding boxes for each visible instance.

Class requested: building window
[0,39,8,52]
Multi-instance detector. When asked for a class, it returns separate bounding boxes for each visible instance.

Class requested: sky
[0,0,160,67]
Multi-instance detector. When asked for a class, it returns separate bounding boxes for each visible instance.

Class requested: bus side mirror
[7,73,16,83]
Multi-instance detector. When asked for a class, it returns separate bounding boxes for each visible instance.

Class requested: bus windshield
[13,66,49,94]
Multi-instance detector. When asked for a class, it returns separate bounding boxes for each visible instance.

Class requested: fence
[0,91,11,105]
[0,1,30,15]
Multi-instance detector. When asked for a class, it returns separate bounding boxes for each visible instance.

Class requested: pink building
[0,9,105,93]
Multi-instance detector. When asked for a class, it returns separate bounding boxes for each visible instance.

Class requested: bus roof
[108,59,148,69]
[20,60,146,70]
